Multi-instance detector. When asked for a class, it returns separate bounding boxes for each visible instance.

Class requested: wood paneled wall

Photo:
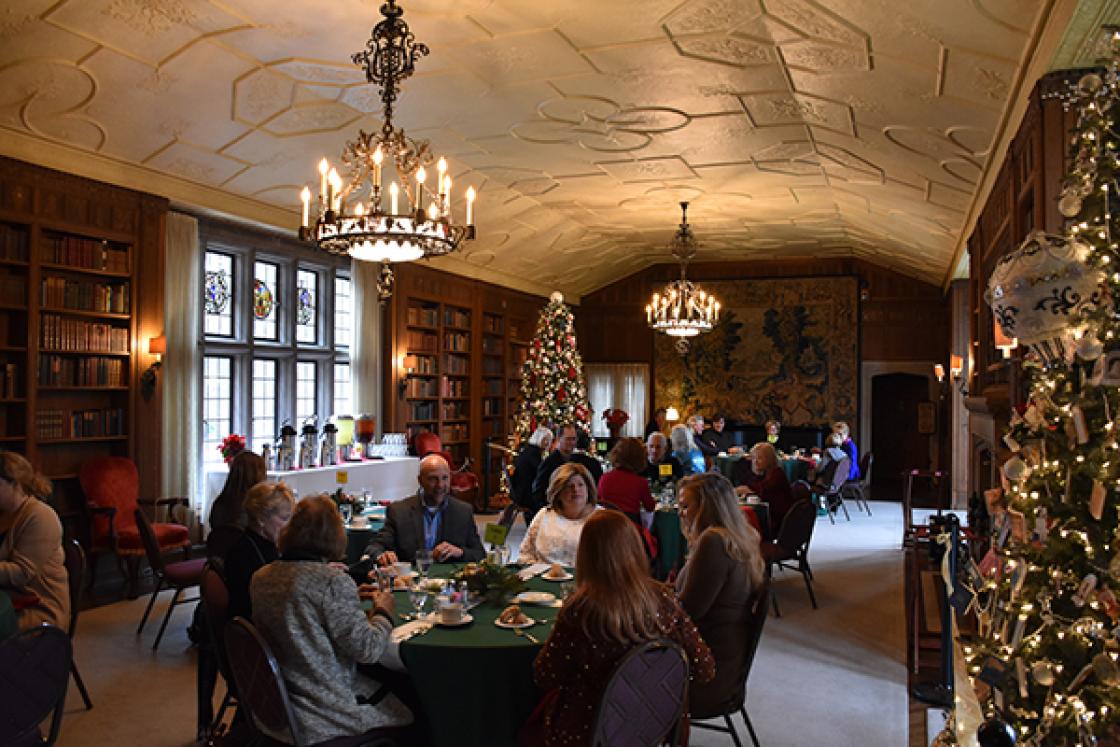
[575,258,949,366]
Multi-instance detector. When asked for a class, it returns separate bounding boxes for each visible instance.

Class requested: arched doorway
[870,372,933,501]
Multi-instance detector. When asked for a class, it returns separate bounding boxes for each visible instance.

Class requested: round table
[715,454,811,485]
[392,563,565,747]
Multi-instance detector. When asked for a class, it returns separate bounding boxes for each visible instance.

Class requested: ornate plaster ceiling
[0,0,1074,296]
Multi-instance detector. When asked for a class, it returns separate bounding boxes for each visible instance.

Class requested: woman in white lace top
[518,462,600,567]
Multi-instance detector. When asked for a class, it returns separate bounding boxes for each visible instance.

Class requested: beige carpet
[55,503,907,746]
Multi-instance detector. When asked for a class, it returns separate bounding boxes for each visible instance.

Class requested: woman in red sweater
[596,437,655,518]
[735,442,796,531]
[530,510,715,746]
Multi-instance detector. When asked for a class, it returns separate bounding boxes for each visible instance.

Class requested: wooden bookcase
[386,263,544,497]
[0,156,167,504]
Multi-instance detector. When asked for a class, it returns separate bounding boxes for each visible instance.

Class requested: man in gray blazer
[367,454,485,565]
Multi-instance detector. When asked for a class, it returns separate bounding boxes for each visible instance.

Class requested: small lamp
[140,335,166,401]
[397,354,418,396]
[665,406,680,422]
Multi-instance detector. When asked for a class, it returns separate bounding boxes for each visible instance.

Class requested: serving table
[392,563,565,747]
[204,456,420,514]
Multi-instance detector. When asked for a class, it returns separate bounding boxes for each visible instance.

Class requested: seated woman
[734,442,795,531]
[0,452,68,631]
[676,472,766,716]
[531,511,715,746]
[669,424,705,475]
[224,481,295,621]
[596,437,655,521]
[764,419,781,446]
[251,494,413,744]
[832,421,860,481]
[208,450,267,562]
[518,463,599,567]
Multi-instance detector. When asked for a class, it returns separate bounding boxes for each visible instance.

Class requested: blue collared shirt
[422,494,449,550]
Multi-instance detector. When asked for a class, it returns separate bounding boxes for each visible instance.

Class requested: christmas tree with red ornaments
[512,292,591,441]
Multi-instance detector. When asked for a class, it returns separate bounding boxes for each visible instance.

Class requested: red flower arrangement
[602,409,629,428]
[219,433,247,464]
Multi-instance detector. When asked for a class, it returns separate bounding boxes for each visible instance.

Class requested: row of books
[0,224,29,262]
[36,408,126,440]
[41,277,130,314]
[41,314,129,353]
[441,402,467,420]
[444,354,468,375]
[482,336,503,355]
[0,363,18,399]
[482,398,503,416]
[441,377,467,397]
[444,332,469,352]
[406,331,437,352]
[38,355,126,387]
[443,308,470,328]
[404,378,439,398]
[409,401,436,421]
[440,424,469,442]
[483,315,503,334]
[42,235,129,273]
[406,305,439,327]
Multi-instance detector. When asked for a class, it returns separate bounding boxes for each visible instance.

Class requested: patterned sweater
[250,560,411,743]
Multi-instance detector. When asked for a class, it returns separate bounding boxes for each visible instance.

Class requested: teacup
[746,494,761,505]
[439,601,463,625]
[393,561,412,577]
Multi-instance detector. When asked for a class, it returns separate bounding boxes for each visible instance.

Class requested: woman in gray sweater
[676,472,766,716]
[251,494,412,744]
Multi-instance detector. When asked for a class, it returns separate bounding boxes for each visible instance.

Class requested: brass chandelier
[299,0,476,301]
[645,202,720,354]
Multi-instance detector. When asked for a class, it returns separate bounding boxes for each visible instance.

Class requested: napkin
[391,620,432,643]
[518,564,550,580]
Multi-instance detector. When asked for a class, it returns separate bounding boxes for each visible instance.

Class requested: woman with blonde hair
[530,511,714,746]
[832,421,860,481]
[670,423,705,475]
[0,452,68,630]
[518,463,599,567]
[676,471,765,716]
[223,481,295,620]
[734,441,795,530]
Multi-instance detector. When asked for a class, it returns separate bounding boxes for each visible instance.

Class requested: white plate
[515,591,557,605]
[423,612,474,627]
[541,571,573,582]
[494,616,536,630]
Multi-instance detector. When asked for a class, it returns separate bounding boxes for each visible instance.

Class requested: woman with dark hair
[596,437,655,518]
[676,472,766,715]
[530,511,715,746]
[251,494,413,744]
[210,451,267,533]
[0,452,68,630]
[223,481,295,621]
[643,408,667,439]
[518,463,600,567]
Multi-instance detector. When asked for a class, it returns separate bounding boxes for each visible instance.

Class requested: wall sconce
[397,354,417,396]
[140,335,165,401]
[993,322,1018,360]
[665,406,680,422]
[947,353,969,396]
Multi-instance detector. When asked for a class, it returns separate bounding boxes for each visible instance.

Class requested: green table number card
[659,463,673,477]
[484,523,510,547]
[336,470,349,485]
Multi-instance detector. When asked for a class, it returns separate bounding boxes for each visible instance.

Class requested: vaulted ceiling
[0,0,1096,298]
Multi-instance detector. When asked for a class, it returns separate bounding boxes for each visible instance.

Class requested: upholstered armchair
[413,431,479,508]
[78,456,191,597]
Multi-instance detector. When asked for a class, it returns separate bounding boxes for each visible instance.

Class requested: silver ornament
[1031,660,1055,686]
[1076,333,1104,361]
[1080,73,1104,94]
[1059,192,1083,217]
[1002,455,1031,482]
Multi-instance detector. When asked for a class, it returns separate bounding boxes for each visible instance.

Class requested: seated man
[699,414,737,454]
[641,431,684,483]
[366,454,485,566]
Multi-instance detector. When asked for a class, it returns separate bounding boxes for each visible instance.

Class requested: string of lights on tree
[511,292,592,441]
[941,33,1120,747]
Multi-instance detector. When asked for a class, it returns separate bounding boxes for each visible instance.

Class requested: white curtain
[162,212,202,509]
[351,260,383,436]
[585,363,648,437]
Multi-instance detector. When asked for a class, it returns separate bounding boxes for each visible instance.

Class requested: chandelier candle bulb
[443,175,452,216]
[318,159,329,205]
[300,187,311,228]
[466,186,476,226]
[390,182,399,214]
[373,147,383,190]
[415,166,426,214]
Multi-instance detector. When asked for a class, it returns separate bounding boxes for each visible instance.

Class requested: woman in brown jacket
[0,451,69,631]
[676,471,766,716]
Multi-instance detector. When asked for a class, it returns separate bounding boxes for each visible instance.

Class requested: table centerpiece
[452,561,526,605]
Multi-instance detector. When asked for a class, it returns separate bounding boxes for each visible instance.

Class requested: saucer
[423,612,473,627]
[494,616,535,630]
[515,591,556,605]
[541,571,573,582]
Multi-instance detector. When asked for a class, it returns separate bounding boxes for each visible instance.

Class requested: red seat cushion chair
[413,431,480,507]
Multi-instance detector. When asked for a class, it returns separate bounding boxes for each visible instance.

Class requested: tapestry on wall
[654,276,858,428]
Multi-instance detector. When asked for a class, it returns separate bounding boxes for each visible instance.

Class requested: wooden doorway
[870,373,931,501]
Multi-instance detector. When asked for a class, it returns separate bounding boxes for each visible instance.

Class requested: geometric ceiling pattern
[0,0,1057,296]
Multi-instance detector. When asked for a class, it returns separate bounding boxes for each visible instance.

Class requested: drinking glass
[415,549,433,577]
[339,503,353,524]
[410,588,430,619]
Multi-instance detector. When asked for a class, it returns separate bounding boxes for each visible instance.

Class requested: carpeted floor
[54,501,907,746]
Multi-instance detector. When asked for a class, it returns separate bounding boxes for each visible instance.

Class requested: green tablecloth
[715,455,810,485]
[652,510,685,580]
[393,563,566,747]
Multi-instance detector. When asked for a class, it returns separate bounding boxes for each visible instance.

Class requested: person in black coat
[223,481,295,621]
[641,431,684,483]
[570,429,604,486]
[531,424,578,510]
[511,427,552,512]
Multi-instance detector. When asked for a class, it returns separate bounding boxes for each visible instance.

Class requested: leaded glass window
[296,269,318,344]
[203,356,232,463]
[334,362,353,418]
[253,261,278,340]
[204,252,233,337]
[335,275,352,349]
[252,358,277,452]
[296,361,317,427]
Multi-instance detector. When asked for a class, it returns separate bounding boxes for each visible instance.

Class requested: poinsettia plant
[602,408,629,428]
[219,433,246,464]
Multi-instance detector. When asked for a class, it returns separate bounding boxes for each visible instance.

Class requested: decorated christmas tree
[512,292,592,441]
[959,37,1120,745]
